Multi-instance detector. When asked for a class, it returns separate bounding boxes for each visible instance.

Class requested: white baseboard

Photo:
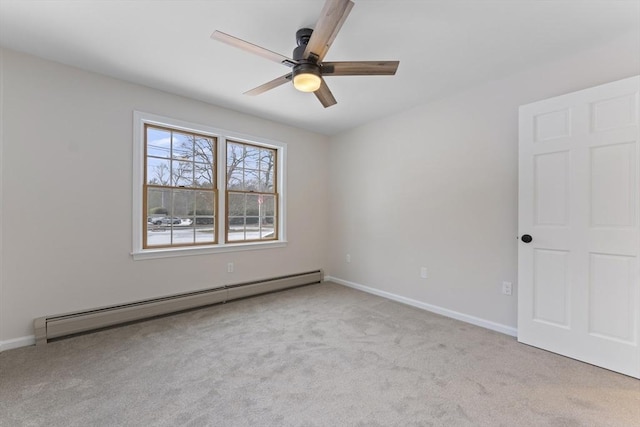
[0,335,36,352]
[325,276,517,337]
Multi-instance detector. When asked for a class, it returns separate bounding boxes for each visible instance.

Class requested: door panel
[518,75,640,378]
[590,93,637,132]
[534,151,570,226]
[533,249,570,327]
[534,108,572,142]
[590,142,636,228]
[588,253,636,343]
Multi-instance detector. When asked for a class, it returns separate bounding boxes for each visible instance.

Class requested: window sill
[131,240,287,260]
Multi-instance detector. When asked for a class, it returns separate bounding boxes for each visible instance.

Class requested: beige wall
[327,32,640,332]
[0,48,330,345]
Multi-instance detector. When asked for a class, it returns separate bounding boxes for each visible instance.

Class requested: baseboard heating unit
[34,270,323,345]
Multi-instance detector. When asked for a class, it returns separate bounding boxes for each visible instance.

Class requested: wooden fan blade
[244,73,292,96]
[304,0,354,61]
[321,61,399,76]
[211,31,297,67]
[314,78,337,108]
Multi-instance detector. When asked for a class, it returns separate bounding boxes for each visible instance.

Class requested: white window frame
[132,111,287,260]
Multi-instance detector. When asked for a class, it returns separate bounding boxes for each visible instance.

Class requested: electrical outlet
[502,281,512,296]
[346,254,351,263]
[420,267,428,279]
[227,262,234,273]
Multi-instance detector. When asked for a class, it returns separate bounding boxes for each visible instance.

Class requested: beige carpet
[1,282,639,426]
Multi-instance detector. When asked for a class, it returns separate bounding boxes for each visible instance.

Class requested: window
[133,112,286,259]
[226,141,277,242]
[144,125,217,248]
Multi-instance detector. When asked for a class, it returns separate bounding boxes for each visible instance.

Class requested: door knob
[521,234,533,243]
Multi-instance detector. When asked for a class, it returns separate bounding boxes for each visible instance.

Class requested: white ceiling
[1,0,638,135]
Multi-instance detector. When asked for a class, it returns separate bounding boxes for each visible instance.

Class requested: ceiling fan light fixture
[292,63,321,92]
[293,73,321,92]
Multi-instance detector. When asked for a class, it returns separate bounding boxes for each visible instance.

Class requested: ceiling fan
[211,0,399,108]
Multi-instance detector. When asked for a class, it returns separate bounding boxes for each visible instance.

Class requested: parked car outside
[147,216,182,225]
[147,216,164,225]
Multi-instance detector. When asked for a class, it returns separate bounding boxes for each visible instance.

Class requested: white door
[518,75,640,378]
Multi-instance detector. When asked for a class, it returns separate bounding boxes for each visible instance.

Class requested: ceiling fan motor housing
[293,28,314,61]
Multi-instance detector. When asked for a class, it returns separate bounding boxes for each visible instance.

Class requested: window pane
[259,171,275,192]
[172,132,193,160]
[262,195,275,216]
[146,225,171,247]
[263,217,275,226]
[227,169,243,190]
[195,226,215,243]
[194,190,215,226]
[244,170,259,191]
[259,149,275,171]
[172,160,194,187]
[147,127,171,159]
[258,194,275,240]
[146,188,172,247]
[168,190,193,245]
[172,189,194,217]
[246,194,259,217]
[227,142,244,169]
[193,162,213,188]
[147,188,171,216]
[228,204,245,241]
[227,224,245,241]
[194,137,215,165]
[228,192,245,242]
[193,189,215,243]
[147,158,171,185]
[261,219,275,239]
[228,192,245,216]
[243,146,260,169]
